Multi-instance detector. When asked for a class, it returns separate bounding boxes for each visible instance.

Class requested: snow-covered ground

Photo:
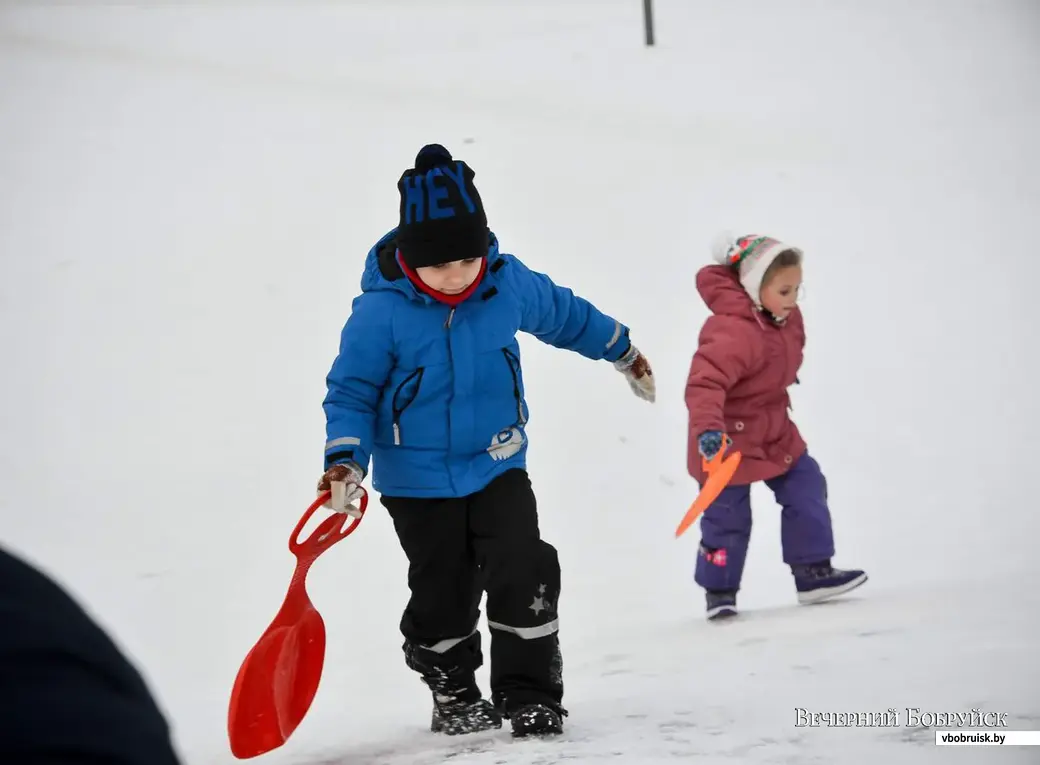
[2,1,1038,763]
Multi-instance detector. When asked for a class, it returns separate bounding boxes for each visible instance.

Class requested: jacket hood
[359,227,502,305]
[696,263,802,328]
[696,264,757,318]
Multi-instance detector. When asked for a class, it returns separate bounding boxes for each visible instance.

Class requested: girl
[316,144,655,737]
[684,233,866,621]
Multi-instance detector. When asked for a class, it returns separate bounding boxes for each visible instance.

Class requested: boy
[317,144,654,738]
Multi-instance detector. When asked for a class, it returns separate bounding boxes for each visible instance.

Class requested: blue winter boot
[792,560,867,604]
[705,590,738,620]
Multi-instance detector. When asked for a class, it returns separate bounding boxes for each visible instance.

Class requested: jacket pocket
[391,367,425,445]
[500,348,528,427]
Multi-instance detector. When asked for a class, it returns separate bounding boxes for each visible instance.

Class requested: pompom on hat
[711,231,803,308]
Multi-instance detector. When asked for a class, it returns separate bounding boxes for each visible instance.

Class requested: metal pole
[643,0,655,46]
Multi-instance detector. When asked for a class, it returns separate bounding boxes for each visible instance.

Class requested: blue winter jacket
[322,228,632,498]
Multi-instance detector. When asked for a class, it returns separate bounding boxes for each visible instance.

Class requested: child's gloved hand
[316,461,366,518]
[697,431,730,461]
[613,344,655,403]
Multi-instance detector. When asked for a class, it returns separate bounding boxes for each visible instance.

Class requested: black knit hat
[396,144,489,270]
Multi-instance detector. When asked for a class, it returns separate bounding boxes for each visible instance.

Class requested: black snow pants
[380,467,564,715]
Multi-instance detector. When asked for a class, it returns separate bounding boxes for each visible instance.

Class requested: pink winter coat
[685,265,807,487]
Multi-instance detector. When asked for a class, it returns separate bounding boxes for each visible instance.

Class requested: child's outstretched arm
[685,316,755,438]
[507,255,632,362]
[322,293,394,477]
[506,254,655,402]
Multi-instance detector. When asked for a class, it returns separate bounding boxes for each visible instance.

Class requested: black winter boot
[503,701,566,738]
[791,560,867,604]
[429,693,502,736]
[404,637,503,736]
[705,589,738,620]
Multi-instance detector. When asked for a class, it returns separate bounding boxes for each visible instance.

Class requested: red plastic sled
[675,440,741,538]
[228,489,368,759]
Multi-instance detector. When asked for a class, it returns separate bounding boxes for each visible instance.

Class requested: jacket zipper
[444,307,457,494]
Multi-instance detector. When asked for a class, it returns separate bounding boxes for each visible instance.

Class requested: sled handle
[676,437,741,539]
[289,489,368,561]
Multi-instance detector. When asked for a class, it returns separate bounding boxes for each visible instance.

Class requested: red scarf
[396,250,488,307]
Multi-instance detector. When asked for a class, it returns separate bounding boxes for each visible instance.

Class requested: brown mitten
[316,462,365,517]
[613,344,656,403]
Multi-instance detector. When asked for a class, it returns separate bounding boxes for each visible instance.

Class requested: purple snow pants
[694,452,835,592]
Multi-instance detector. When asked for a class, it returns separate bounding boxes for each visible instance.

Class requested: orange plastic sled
[228,488,368,759]
[675,440,741,538]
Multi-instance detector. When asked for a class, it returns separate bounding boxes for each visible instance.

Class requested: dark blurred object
[0,544,182,765]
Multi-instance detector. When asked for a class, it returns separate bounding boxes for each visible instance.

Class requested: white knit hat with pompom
[711,231,803,308]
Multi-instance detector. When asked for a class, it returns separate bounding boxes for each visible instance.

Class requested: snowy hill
[1,1,1038,763]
